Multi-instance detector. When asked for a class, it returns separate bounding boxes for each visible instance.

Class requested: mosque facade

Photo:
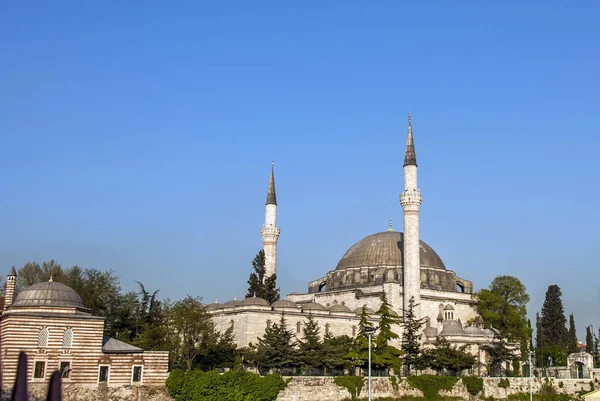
[210,114,502,369]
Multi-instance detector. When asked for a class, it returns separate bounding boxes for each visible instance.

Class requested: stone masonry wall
[1,384,174,401]
[276,376,597,401]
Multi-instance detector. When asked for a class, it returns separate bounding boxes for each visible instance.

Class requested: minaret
[400,112,422,319]
[261,162,280,278]
[5,266,17,309]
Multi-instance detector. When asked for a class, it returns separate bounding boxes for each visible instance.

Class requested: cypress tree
[568,314,578,354]
[401,296,425,375]
[539,285,569,365]
[246,250,280,303]
[586,326,594,356]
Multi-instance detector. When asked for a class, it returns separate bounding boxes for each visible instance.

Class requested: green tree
[373,292,403,372]
[401,296,426,375]
[423,336,476,374]
[586,326,594,356]
[205,324,238,369]
[168,296,217,370]
[322,334,353,372]
[346,306,374,368]
[251,314,299,370]
[537,285,569,366]
[481,339,516,376]
[475,276,529,353]
[299,313,322,370]
[568,314,578,354]
[246,250,280,304]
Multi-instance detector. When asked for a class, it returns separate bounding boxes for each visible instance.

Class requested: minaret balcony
[261,224,280,239]
[400,190,422,207]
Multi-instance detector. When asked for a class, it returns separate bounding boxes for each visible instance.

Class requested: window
[33,361,46,379]
[352,325,357,337]
[296,321,301,333]
[132,366,143,384]
[98,366,109,383]
[325,323,330,335]
[38,327,49,348]
[63,328,73,348]
[266,319,272,329]
[60,361,71,379]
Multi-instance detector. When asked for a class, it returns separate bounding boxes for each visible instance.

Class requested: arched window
[456,282,465,293]
[266,319,272,329]
[318,282,326,292]
[296,321,301,334]
[63,328,73,348]
[38,327,49,348]
[325,323,330,335]
[352,325,357,337]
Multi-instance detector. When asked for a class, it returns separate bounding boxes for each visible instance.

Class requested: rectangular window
[33,361,46,379]
[60,361,71,379]
[98,366,109,383]
[132,366,142,383]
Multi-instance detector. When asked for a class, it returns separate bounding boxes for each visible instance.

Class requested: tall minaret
[261,162,280,278]
[400,112,423,319]
[5,266,17,309]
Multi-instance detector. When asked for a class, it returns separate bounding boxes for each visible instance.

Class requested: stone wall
[275,376,597,401]
[1,384,174,401]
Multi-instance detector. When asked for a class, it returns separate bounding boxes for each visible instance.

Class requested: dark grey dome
[301,302,326,311]
[13,281,85,309]
[328,304,352,313]
[272,300,298,309]
[242,297,270,306]
[336,231,445,271]
[222,299,242,307]
[353,306,376,314]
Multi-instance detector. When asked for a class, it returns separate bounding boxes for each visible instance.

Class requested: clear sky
[1,1,599,339]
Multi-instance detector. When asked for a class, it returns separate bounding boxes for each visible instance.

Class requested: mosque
[210,114,501,367]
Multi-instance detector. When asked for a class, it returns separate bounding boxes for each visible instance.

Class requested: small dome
[328,304,352,313]
[440,320,465,336]
[443,304,455,310]
[12,281,85,309]
[242,296,270,306]
[354,306,376,314]
[222,299,242,307]
[301,302,326,311]
[464,326,485,336]
[207,302,223,309]
[424,325,438,337]
[272,299,298,309]
[389,309,400,317]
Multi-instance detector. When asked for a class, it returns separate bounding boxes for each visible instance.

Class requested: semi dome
[336,231,445,271]
[12,281,85,309]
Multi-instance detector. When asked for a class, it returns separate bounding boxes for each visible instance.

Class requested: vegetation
[166,369,287,401]
[422,337,476,375]
[246,250,280,304]
[461,376,484,396]
[567,314,578,354]
[401,296,426,375]
[498,378,510,389]
[406,375,459,400]
[347,305,375,368]
[536,285,569,366]
[334,376,366,401]
[246,314,299,371]
[298,313,322,370]
[373,292,403,372]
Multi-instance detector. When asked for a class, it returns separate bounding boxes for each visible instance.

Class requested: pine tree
[347,306,374,368]
[373,292,403,372]
[254,313,299,369]
[299,313,322,369]
[246,250,280,303]
[568,314,578,354]
[401,296,426,375]
[538,285,569,366]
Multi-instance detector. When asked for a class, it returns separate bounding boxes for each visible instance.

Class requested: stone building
[210,113,503,370]
[0,269,169,390]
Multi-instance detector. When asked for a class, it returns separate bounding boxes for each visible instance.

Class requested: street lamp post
[528,351,534,401]
[365,326,376,401]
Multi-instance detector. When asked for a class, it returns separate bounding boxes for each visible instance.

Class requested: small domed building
[0,269,168,391]
[210,115,504,371]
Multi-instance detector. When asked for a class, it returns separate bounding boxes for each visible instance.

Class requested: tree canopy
[246,250,280,304]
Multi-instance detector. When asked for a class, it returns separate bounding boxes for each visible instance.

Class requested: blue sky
[1,1,599,339]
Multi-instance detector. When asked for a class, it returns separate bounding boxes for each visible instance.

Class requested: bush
[389,376,401,392]
[498,378,510,389]
[406,375,459,400]
[166,369,287,401]
[462,376,484,396]
[334,376,366,401]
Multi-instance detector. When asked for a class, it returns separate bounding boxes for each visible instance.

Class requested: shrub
[406,375,459,400]
[498,378,510,389]
[389,376,401,392]
[558,381,564,389]
[166,369,287,401]
[334,376,366,401]
[462,376,484,396]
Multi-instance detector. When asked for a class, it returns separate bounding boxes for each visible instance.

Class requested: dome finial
[388,218,393,231]
[49,275,53,282]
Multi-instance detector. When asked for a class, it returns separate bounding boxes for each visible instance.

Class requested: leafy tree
[373,292,403,372]
[299,313,322,369]
[537,284,569,366]
[481,339,516,376]
[423,336,476,374]
[346,306,374,368]
[568,314,578,354]
[401,296,426,375]
[204,324,237,369]
[250,314,299,370]
[246,250,280,304]
[475,276,529,353]
[321,334,353,371]
[168,295,217,370]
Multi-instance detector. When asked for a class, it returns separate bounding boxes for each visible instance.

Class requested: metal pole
[368,333,372,401]
[529,351,533,401]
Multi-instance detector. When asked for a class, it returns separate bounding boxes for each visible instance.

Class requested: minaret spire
[261,162,281,278]
[266,161,277,205]
[404,112,417,167]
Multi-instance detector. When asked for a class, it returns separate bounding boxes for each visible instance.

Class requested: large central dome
[336,231,446,270]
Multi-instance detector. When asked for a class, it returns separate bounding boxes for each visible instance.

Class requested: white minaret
[261,162,280,278]
[400,112,422,319]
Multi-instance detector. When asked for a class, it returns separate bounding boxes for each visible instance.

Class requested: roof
[444,304,455,310]
[102,336,143,354]
[328,304,352,313]
[12,281,86,309]
[301,302,326,311]
[222,299,242,307]
[440,320,466,336]
[242,296,270,306]
[266,163,277,205]
[8,266,16,276]
[354,306,375,314]
[272,299,298,309]
[336,231,445,271]
[404,112,417,167]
